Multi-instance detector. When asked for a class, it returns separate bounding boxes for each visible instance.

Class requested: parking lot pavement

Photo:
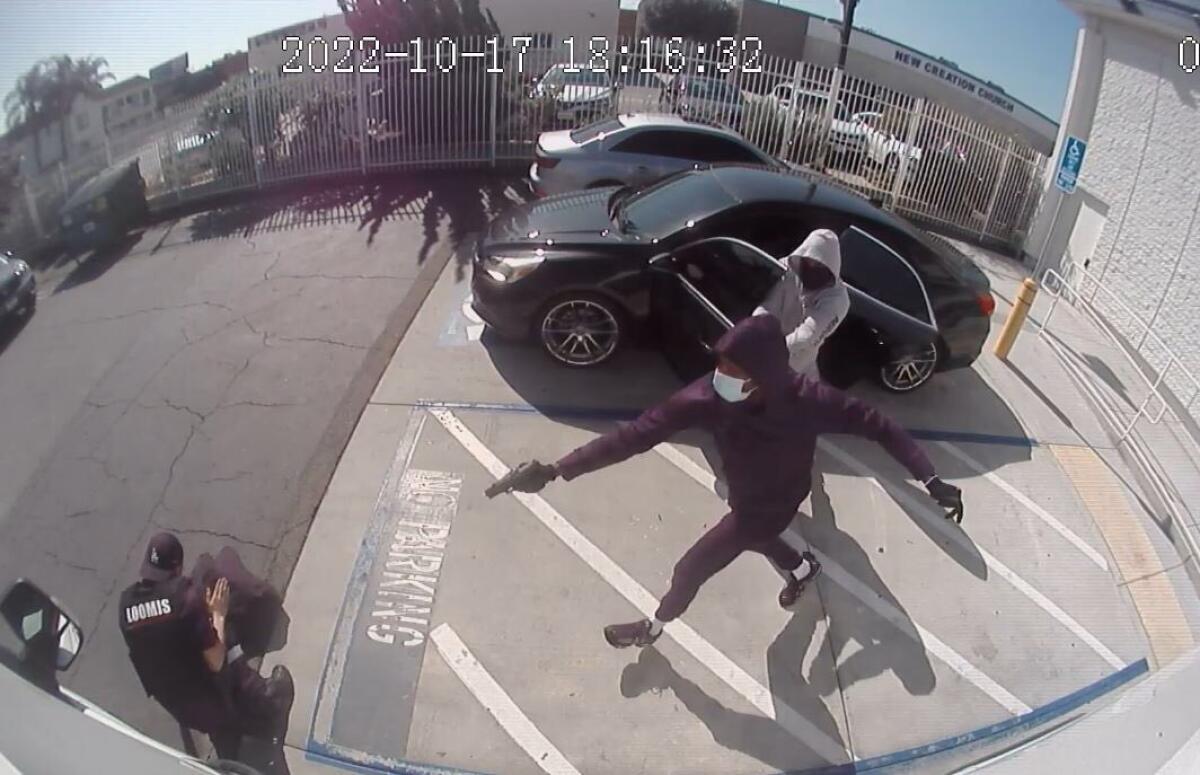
[272,241,1200,774]
[0,175,523,742]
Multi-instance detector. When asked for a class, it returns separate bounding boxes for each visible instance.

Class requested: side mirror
[2,579,83,674]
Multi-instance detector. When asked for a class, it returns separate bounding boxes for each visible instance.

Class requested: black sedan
[0,251,37,326]
[472,165,995,392]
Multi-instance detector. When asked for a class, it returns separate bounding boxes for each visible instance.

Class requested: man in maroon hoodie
[493,314,963,648]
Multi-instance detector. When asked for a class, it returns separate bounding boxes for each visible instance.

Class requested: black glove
[485,460,559,498]
[925,476,964,524]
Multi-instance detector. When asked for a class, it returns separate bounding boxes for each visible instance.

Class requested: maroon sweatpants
[655,511,802,622]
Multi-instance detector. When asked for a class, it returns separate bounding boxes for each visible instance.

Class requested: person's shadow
[615,470,941,772]
[619,642,848,772]
[801,469,939,698]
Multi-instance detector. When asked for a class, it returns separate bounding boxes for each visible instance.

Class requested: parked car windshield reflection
[617,171,736,237]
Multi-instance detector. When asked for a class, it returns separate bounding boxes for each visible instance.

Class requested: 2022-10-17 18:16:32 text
[281,35,765,76]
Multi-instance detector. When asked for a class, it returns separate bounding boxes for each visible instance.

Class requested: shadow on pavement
[185,173,526,282]
[52,231,143,295]
[0,309,34,356]
[620,644,845,772]
[804,470,942,693]
[614,472,941,772]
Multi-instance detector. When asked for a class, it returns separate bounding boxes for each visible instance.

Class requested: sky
[0,0,1081,121]
[753,0,1083,119]
[0,0,337,88]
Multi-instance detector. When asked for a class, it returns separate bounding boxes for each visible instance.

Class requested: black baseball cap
[140,532,183,582]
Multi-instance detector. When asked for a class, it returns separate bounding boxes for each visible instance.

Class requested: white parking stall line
[818,439,1125,670]
[655,444,1032,715]
[793,534,1030,715]
[431,623,582,775]
[934,441,1110,571]
[430,409,853,765]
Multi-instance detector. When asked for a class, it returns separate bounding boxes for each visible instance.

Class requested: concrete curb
[265,237,464,594]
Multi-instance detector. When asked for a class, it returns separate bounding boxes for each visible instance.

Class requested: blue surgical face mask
[712,370,752,402]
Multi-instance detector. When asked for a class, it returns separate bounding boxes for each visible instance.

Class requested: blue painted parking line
[401,398,1041,448]
[304,658,1149,775]
[802,657,1148,774]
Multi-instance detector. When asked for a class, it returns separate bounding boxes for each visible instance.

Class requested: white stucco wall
[1033,11,1200,403]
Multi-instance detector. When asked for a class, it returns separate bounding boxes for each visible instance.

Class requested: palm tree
[4,55,113,170]
[4,64,52,169]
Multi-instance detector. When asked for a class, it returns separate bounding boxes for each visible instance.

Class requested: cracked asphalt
[0,177,508,742]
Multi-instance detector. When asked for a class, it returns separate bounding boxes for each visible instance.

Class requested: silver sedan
[528,113,782,197]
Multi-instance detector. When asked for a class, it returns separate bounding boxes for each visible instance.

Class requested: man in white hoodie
[753,228,851,379]
[707,229,851,503]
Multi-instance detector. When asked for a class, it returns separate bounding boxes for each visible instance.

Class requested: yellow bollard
[994,278,1039,360]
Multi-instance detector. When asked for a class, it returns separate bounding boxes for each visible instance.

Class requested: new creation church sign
[892,50,1018,114]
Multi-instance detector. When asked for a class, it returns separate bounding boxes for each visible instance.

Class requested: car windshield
[569,118,624,143]
[616,171,736,237]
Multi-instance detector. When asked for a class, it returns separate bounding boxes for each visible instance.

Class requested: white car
[530,64,615,126]
[853,111,924,179]
[528,113,781,197]
[764,85,866,156]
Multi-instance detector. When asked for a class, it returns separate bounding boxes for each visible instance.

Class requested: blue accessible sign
[1054,135,1087,194]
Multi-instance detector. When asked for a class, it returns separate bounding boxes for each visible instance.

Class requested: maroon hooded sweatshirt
[554,314,936,539]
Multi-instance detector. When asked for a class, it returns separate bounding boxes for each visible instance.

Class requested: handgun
[484,460,556,499]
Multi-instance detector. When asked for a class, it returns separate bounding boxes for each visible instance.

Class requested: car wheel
[538,294,625,367]
[877,342,939,393]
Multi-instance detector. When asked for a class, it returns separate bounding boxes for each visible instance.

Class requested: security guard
[118,532,294,758]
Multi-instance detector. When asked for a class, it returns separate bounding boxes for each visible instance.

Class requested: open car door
[837,225,940,347]
[648,237,784,382]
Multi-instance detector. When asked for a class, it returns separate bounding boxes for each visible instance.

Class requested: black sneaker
[604,619,661,648]
[779,552,821,609]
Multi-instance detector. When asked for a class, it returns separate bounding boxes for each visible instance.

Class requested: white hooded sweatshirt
[753,229,851,377]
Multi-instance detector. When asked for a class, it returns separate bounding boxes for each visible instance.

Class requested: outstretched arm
[808,380,964,521]
[554,390,706,482]
[482,388,709,498]
[809,380,935,480]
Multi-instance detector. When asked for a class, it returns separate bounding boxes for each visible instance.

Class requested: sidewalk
[260,236,1200,775]
[952,238,1200,667]
[965,241,1200,588]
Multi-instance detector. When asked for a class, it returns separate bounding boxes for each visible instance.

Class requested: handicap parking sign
[1054,135,1087,194]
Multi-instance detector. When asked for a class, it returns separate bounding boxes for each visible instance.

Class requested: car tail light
[536,155,559,170]
[977,292,995,317]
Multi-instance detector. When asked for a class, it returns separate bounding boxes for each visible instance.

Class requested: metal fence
[5,36,1047,252]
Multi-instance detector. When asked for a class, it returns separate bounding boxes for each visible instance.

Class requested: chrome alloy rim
[540,299,620,366]
[880,343,938,391]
